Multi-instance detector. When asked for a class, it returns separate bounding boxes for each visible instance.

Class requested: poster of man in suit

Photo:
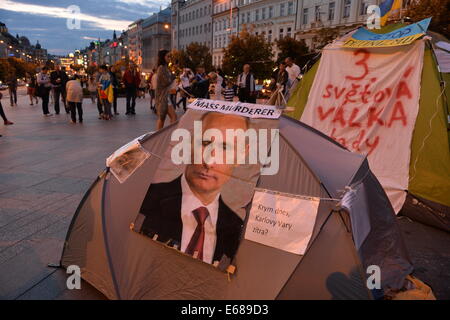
[133,104,279,268]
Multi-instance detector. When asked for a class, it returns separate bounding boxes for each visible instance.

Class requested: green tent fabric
[409,47,450,208]
[286,35,450,231]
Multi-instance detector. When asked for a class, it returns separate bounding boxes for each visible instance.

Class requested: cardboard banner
[188,99,282,119]
[301,40,425,213]
[343,18,431,48]
[244,189,320,255]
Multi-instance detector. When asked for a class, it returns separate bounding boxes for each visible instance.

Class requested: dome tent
[60,102,412,300]
[287,21,450,232]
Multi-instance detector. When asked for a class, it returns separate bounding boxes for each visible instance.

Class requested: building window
[268,29,272,42]
[200,7,203,16]
[255,9,259,21]
[288,2,294,15]
[315,5,321,22]
[269,6,274,18]
[200,24,203,34]
[287,27,292,38]
[360,0,369,15]
[204,23,207,33]
[280,3,286,16]
[247,12,250,22]
[262,7,266,20]
[343,0,351,18]
[303,8,308,25]
[329,2,335,21]
[196,9,199,19]
[241,13,245,24]
[279,28,284,39]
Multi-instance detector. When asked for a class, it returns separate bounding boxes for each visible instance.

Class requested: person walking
[36,67,53,116]
[155,49,177,130]
[237,64,256,103]
[123,64,140,115]
[94,69,104,119]
[109,66,120,115]
[98,65,113,120]
[6,73,18,107]
[50,65,69,114]
[223,81,235,102]
[0,91,14,137]
[276,62,289,95]
[26,72,39,106]
[87,75,97,104]
[138,74,147,99]
[148,68,157,112]
[176,68,193,111]
[285,57,301,91]
[66,75,84,124]
[214,71,224,100]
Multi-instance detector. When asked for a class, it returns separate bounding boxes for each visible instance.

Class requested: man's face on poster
[185,113,248,197]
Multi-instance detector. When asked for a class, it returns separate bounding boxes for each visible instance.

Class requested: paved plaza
[0,88,449,299]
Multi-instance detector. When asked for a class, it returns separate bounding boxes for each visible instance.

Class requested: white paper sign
[106,137,151,184]
[244,189,320,255]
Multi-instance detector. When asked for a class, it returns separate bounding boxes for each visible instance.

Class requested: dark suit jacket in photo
[139,176,244,263]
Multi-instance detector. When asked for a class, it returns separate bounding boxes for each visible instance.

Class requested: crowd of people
[0,52,302,136]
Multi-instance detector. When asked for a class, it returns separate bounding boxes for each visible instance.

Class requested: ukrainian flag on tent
[380,0,403,26]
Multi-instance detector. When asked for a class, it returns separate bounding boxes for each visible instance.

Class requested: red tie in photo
[185,206,210,260]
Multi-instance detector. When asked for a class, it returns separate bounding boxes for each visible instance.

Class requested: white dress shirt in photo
[180,174,220,264]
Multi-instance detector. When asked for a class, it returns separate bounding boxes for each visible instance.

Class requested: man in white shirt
[285,57,301,88]
[139,112,248,265]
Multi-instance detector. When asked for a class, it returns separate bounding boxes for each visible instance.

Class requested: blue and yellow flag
[100,78,114,103]
[380,0,403,26]
[343,17,431,48]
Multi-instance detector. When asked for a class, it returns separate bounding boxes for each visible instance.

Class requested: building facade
[212,0,238,67]
[171,0,213,51]
[127,19,144,69]
[142,7,172,72]
[295,0,379,49]
[0,21,48,65]
[237,0,297,60]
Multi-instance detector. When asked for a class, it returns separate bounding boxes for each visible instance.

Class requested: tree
[313,27,342,50]
[185,42,213,71]
[406,0,449,39]
[222,28,274,80]
[6,57,37,78]
[275,36,310,66]
[0,59,14,82]
[170,49,189,74]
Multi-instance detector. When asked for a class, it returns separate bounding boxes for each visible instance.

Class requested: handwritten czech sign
[244,189,320,255]
[301,40,425,213]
